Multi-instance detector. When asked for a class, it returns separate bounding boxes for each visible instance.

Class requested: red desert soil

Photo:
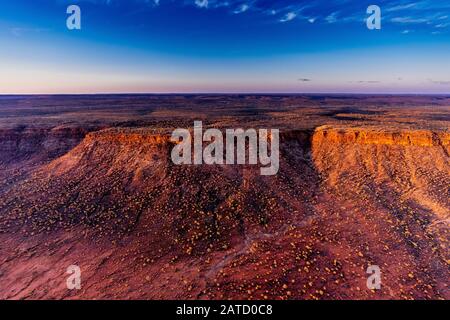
[0,95,448,299]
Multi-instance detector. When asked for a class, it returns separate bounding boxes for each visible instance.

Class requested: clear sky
[0,0,449,94]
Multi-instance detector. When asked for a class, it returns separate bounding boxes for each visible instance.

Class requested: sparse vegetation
[0,95,448,300]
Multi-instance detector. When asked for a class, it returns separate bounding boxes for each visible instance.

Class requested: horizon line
[1,92,450,96]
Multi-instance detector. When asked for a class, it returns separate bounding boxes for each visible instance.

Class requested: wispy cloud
[391,17,428,24]
[325,12,339,24]
[349,80,381,84]
[387,3,418,12]
[435,23,450,28]
[280,12,297,23]
[195,0,208,9]
[9,27,49,37]
[76,0,450,34]
[234,4,249,14]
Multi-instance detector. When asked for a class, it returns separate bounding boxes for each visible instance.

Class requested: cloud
[9,27,48,37]
[298,78,312,82]
[325,12,338,24]
[280,12,297,23]
[391,17,428,24]
[349,80,381,84]
[435,23,449,28]
[91,0,450,32]
[234,4,249,14]
[195,0,208,8]
[387,3,418,12]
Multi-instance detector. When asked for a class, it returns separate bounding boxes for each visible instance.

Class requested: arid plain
[0,94,448,299]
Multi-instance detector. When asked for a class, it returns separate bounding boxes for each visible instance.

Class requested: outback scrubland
[0,94,448,299]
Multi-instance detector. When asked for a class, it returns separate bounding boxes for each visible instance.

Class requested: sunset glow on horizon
[1,0,450,94]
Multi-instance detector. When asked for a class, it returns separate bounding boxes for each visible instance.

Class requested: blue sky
[0,0,449,93]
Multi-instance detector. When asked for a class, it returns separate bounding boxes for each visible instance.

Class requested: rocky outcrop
[311,125,450,228]
[46,128,174,177]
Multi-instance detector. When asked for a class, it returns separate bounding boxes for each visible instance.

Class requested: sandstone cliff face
[311,126,449,262]
[311,126,449,217]
[312,126,450,148]
[46,128,174,178]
